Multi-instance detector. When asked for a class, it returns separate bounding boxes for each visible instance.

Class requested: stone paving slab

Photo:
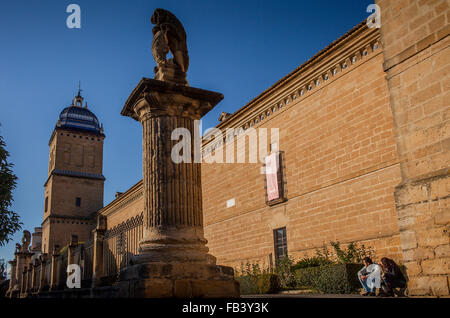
[243,293,374,298]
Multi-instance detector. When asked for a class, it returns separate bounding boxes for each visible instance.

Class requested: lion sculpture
[151,9,189,79]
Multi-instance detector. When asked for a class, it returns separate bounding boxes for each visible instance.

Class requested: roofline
[213,20,368,131]
[44,169,106,187]
[48,126,105,146]
[41,214,94,226]
[97,179,144,217]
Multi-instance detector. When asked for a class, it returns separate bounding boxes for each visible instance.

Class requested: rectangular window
[76,197,81,207]
[44,197,48,212]
[264,151,286,205]
[273,227,288,263]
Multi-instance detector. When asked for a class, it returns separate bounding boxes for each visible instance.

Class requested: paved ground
[243,293,369,298]
[242,289,406,298]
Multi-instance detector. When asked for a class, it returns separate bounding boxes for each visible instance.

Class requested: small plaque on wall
[264,151,286,206]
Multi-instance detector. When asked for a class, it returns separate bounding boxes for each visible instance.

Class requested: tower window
[76,197,81,207]
[273,227,288,263]
[45,197,48,212]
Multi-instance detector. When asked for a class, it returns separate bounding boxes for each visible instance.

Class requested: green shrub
[235,273,280,295]
[295,264,362,294]
[235,262,280,295]
[235,241,375,294]
[274,256,297,289]
[292,256,333,271]
[292,241,376,293]
[315,264,361,294]
[294,266,321,287]
[330,241,375,264]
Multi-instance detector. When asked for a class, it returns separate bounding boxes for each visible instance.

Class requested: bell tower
[41,88,105,253]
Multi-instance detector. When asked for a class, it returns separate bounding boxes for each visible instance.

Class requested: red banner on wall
[265,153,280,201]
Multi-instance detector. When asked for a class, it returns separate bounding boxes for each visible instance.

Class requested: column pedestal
[49,246,59,291]
[92,215,106,288]
[38,254,48,292]
[116,262,238,298]
[6,259,17,298]
[14,252,32,297]
[117,78,239,297]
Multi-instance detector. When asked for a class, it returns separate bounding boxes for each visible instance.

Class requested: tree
[0,130,21,246]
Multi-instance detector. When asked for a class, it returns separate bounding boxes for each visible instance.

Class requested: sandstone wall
[202,28,403,269]
[377,0,450,297]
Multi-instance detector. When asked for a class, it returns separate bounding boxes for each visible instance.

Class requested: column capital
[121,78,223,122]
[39,253,47,264]
[96,214,107,231]
[51,245,60,257]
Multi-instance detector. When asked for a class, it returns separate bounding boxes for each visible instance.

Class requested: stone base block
[7,288,19,298]
[115,262,240,298]
[154,64,188,86]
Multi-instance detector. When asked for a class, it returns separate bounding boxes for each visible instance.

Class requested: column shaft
[142,115,202,229]
[138,114,207,262]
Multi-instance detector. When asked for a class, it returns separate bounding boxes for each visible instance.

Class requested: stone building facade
[376,0,450,297]
[202,22,402,268]
[5,1,449,297]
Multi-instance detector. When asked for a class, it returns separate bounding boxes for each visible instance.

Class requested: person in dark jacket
[380,257,406,296]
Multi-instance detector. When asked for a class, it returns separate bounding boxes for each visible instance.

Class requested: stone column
[7,260,16,297]
[31,260,37,292]
[49,245,60,291]
[92,215,106,288]
[21,267,27,296]
[123,80,222,263]
[67,235,78,265]
[118,78,239,297]
[27,263,33,293]
[14,253,24,293]
[39,254,47,292]
[134,102,206,262]
[15,252,33,295]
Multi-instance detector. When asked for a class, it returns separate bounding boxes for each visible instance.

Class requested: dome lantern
[56,86,103,135]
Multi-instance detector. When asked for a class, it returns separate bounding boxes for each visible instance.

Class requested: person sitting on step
[379,257,406,297]
[357,257,381,296]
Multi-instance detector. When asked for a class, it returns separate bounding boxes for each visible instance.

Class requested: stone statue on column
[151,8,189,85]
[20,230,31,253]
[15,230,31,253]
[117,8,239,298]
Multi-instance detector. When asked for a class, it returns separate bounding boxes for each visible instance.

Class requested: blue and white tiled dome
[56,90,102,134]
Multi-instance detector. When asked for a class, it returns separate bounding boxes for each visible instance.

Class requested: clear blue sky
[0,0,373,265]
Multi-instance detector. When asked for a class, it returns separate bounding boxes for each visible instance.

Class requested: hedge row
[236,263,363,295]
[295,263,361,294]
[235,273,280,295]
